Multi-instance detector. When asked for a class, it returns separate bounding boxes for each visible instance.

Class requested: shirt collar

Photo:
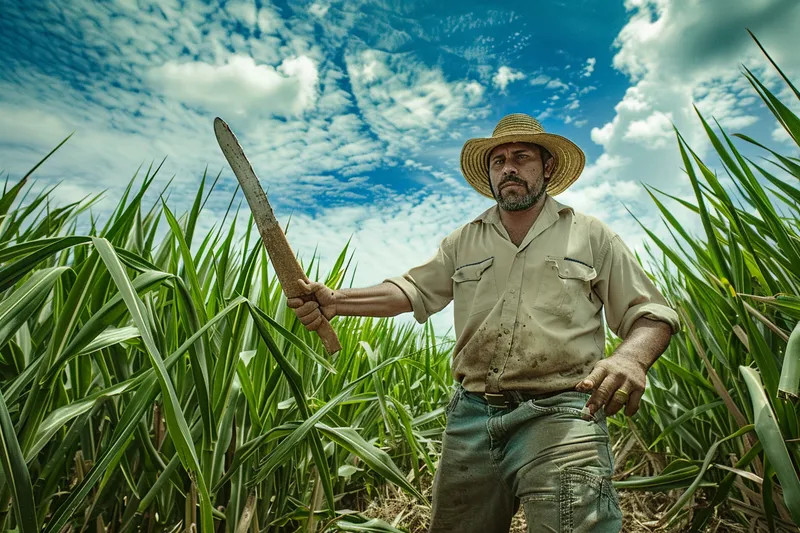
[471,195,574,225]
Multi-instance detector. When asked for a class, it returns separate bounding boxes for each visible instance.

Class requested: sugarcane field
[1,1,799,532]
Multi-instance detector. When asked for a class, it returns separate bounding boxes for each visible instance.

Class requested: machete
[214,117,342,354]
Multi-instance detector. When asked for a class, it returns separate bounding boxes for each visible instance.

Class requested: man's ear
[544,156,555,178]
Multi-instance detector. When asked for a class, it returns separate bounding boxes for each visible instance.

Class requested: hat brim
[460,133,585,199]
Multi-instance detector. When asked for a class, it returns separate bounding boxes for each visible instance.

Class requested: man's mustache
[499,177,528,189]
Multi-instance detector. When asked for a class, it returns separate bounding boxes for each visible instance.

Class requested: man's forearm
[335,282,413,318]
[613,317,673,370]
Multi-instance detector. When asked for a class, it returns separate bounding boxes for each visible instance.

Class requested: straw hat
[460,114,585,199]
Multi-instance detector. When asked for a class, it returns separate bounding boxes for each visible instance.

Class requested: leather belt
[470,389,573,409]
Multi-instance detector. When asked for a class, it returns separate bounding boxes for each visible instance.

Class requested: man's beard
[496,178,547,211]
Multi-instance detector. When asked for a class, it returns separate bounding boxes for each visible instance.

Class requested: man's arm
[288,281,412,332]
[579,233,681,417]
[289,232,457,331]
[612,317,673,371]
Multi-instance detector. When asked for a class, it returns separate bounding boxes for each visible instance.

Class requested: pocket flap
[452,257,494,283]
[546,256,597,282]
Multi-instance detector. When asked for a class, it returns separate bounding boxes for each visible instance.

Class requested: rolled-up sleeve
[593,235,681,339]
[384,233,456,324]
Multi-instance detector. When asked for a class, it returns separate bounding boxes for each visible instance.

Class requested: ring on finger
[613,389,630,403]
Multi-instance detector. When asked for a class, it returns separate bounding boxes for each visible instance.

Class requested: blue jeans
[429,386,623,533]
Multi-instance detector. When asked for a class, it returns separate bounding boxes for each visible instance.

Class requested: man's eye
[518,154,528,159]
[493,160,503,166]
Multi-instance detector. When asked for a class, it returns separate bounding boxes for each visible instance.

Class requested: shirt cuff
[384,276,428,324]
[618,302,681,339]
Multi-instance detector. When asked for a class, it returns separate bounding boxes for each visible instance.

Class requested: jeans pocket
[525,398,611,438]
[444,387,462,418]
[559,466,622,533]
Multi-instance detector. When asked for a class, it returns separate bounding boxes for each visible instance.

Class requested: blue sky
[1,0,799,334]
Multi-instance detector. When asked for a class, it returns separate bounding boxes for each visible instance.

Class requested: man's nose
[502,161,518,176]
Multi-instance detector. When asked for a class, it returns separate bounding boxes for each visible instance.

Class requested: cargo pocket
[559,466,622,533]
[451,257,497,316]
[533,256,597,320]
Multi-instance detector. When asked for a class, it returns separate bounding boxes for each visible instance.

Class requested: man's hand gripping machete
[214,117,342,354]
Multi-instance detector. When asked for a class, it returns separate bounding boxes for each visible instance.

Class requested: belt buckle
[484,393,509,408]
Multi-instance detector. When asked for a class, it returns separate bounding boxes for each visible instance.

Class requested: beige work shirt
[386,195,680,394]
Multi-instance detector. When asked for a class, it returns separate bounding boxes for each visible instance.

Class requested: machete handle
[315,316,341,354]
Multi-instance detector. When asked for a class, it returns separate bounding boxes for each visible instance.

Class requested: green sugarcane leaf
[92,237,214,533]
[0,236,91,292]
[254,300,337,374]
[26,379,134,462]
[778,322,800,399]
[740,366,800,524]
[0,134,72,220]
[0,266,68,351]
[246,308,401,489]
[649,400,724,450]
[247,302,335,511]
[41,270,173,384]
[658,424,757,529]
[743,65,800,145]
[76,326,140,355]
[0,388,38,533]
[330,517,407,533]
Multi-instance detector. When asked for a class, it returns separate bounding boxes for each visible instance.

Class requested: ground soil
[356,473,800,533]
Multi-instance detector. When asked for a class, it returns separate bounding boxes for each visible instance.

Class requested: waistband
[464,388,577,409]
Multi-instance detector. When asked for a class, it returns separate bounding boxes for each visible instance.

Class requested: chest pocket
[452,257,497,316]
[533,256,597,320]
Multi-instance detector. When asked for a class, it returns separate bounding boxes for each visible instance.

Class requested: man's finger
[287,297,304,309]
[297,279,314,294]
[604,383,630,416]
[299,309,322,326]
[587,375,623,416]
[295,300,319,318]
[576,365,609,393]
[624,388,644,417]
[306,313,324,332]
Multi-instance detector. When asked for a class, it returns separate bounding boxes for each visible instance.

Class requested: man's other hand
[574,354,648,418]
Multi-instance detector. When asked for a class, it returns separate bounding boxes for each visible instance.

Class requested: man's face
[488,142,554,212]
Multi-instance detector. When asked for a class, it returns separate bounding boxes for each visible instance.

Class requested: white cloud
[225,0,258,26]
[623,110,674,148]
[149,55,320,118]
[539,108,554,120]
[772,125,794,145]
[346,48,488,156]
[309,2,330,17]
[530,74,551,86]
[582,57,597,77]
[587,0,800,194]
[546,78,569,91]
[572,0,799,269]
[492,66,525,92]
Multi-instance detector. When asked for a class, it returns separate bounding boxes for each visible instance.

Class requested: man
[288,114,680,533]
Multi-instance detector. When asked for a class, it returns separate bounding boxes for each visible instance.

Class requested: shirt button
[493,367,499,373]
[510,289,515,294]
[504,328,510,335]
